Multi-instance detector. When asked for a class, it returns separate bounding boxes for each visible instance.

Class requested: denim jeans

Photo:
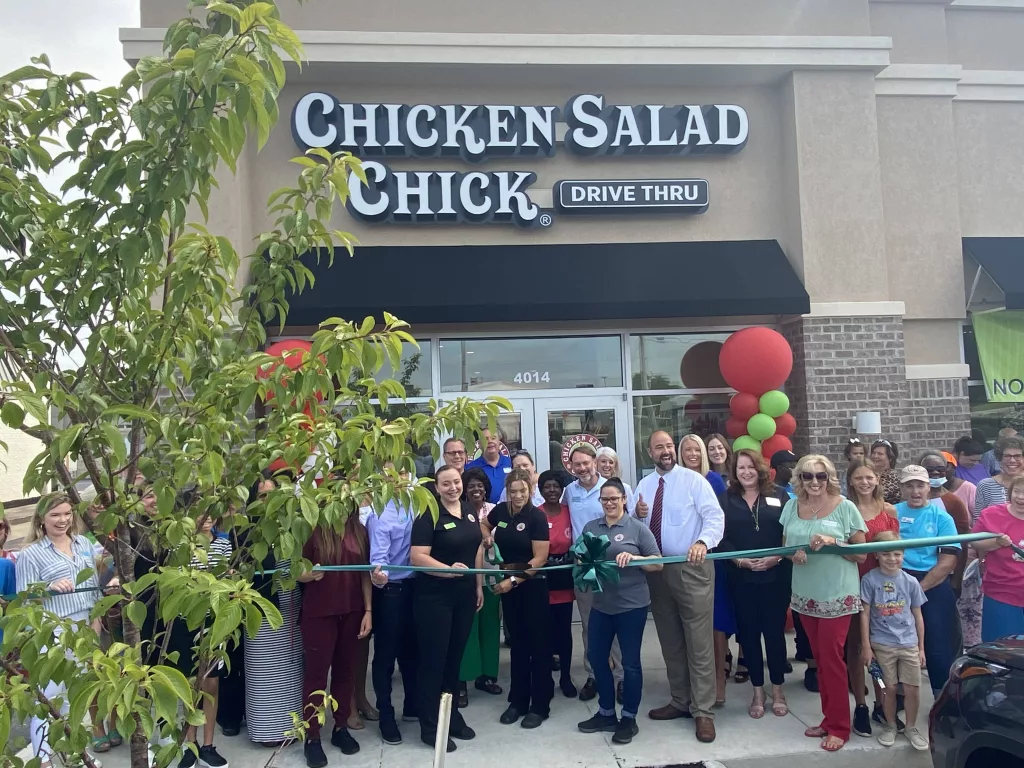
[587,606,648,718]
[981,594,1024,642]
[911,575,960,695]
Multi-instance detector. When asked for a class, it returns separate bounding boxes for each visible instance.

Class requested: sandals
[804,726,827,738]
[748,693,765,719]
[90,735,112,753]
[108,729,123,747]
[772,696,789,717]
[734,657,750,684]
[475,677,503,696]
[821,734,845,752]
[358,705,379,722]
[347,712,365,730]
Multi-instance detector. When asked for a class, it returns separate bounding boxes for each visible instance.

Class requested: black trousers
[414,581,476,739]
[793,609,813,662]
[501,578,554,716]
[729,576,791,687]
[372,579,419,722]
[216,634,245,728]
[549,601,574,683]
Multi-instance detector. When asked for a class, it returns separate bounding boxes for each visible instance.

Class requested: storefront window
[630,333,731,391]
[349,340,431,398]
[632,394,730,477]
[439,336,622,392]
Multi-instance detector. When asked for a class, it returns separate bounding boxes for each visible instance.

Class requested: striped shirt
[974,477,1008,519]
[15,535,99,623]
[189,535,233,571]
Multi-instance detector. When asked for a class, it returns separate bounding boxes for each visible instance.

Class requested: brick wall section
[780,315,971,471]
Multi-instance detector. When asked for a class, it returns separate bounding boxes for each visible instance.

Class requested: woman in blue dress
[679,434,737,705]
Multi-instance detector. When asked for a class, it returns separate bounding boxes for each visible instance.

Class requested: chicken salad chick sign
[291,93,748,228]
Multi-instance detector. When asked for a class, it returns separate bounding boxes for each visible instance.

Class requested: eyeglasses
[444,450,467,457]
[599,496,625,504]
[1002,453,1024,462]
[800,472,829,483]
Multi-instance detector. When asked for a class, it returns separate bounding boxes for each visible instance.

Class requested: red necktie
[650,477,665,551]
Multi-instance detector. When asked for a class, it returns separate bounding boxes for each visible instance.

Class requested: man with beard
[635,431,724,743]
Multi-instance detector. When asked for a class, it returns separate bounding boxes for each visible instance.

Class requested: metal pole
[432,692,453,768]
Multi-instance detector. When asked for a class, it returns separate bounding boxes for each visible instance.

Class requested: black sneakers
[177,745,198,768]
[560,677,578,698]
[872,702,905,732]
[499,706,522,725]
[853,704,872,737]
[613,716,639,745]
[420,733,456,752]
[521,713,546,729]
[304,739,327,768]
[330,728,360,755]
[803,667,819,693]
[578,713,618,733]
[379,718,402,745]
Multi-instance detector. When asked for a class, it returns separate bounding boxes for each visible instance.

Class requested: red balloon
[719,328,793,396]
[730,392,760,420]
[774,412,797,438]
[725,416,747,439]
[761,434,793,459]
[261,339,313,376]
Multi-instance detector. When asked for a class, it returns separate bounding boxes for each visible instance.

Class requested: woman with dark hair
[844,460,899,736]
[719,450,792,719]
[411,465,484,753]
[299,509,373,768]
[840,438,867,494]
[458,467,502,706]
[953,436,989,487]
[706,434,733,483]
[870,440,902,505]
[482,469,552,728]
[244,471,305,748]
[577,478,662,746]
[537,468,577,697]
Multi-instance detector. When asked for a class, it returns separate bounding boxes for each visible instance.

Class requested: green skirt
[459,587,501,681]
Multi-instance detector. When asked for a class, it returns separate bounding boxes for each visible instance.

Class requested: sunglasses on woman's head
[800,472,829,482]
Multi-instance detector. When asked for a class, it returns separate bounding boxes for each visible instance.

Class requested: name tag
[765,497,781,507]
[900,517,914,524]
[497,521,508,528]
[548,522,553,529]
[821,519,840,529]
[444,522,456,530]
[503,467,512,473]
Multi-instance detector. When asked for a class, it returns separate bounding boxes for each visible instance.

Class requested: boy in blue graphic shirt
[860,530,927,751]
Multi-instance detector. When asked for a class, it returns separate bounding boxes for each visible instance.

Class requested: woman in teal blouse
[781,455,867,753]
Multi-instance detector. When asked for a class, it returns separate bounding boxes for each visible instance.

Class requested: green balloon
[747,413,778,441]
[759,390,790,419]
[732,435,762,453]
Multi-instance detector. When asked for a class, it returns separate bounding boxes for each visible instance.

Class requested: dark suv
[930,636,1024,768]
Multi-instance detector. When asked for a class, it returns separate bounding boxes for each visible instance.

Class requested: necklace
[744,492,761,531]
[807,503,824,519]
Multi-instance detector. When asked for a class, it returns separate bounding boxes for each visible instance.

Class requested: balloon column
[719,328,797,459]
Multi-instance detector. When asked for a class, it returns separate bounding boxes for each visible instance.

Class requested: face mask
[928,477,946,489]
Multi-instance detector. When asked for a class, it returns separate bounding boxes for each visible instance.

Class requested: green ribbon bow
[571,532,621,593]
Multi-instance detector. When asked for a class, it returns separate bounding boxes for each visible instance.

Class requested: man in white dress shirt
[635,431,724,743]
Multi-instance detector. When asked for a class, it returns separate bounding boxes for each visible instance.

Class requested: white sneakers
[878,724,928,751]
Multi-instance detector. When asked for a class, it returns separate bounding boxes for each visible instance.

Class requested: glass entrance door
[532,397,632,484]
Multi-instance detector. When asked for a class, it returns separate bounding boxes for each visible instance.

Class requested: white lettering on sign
[513,371,551,385]
[555,179,709,213]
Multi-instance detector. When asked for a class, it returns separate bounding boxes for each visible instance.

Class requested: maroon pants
[301,612,361,737]
[801,613,853,742]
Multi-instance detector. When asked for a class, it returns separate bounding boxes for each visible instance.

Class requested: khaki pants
[647,562,716,718]
[575,587,623,683]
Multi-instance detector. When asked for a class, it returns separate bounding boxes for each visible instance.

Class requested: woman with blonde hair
[595,446,635,511]
[782,455,867,752]
[15,494,112,765]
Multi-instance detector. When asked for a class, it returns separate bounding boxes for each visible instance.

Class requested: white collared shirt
[561,476,608,541]
[635,464,724,556]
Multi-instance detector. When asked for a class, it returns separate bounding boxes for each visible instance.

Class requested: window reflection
[348,341,431,397]
[440,336,622,392]
[630,333,730,391]
[632,394,730,476]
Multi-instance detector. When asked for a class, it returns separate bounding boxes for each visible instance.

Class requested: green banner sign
[974,310,1024,402]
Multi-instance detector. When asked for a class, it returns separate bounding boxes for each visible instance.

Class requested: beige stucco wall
[954,101,1024,237]
[870,1,949,64]
[142,0,871,36]
[876,95,965,322]
[0,424,42,503]
[904,318,964,365]
[947,8,1024,71]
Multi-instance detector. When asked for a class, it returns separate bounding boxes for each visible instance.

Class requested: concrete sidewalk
[55,618,935,768]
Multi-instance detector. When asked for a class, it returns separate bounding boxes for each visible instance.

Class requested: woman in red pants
[781,455,867,752]
[299,510,373,768]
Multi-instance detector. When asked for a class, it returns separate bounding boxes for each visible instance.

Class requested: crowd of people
[6,426,1024,766]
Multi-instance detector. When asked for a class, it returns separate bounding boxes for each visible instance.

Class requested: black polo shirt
[717,487,792,585]
[411,501,482,590]
[487,502,548,565]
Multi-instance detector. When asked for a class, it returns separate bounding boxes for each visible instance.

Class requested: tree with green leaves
[0,2,506,767]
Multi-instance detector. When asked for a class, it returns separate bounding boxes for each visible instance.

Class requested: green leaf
[0,402,24,429]
[102,404,158,424]
[16,392,48,425]
[125,600,147,630]
[99,422,128,466]
[56,422,86,459]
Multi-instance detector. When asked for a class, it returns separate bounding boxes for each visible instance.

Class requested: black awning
[283,239,809,326]
[964,237,1024,310]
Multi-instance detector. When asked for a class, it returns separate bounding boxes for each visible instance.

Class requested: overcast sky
[0,0,138,86]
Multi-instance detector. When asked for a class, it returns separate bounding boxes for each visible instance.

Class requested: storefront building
[123,0,1024,481]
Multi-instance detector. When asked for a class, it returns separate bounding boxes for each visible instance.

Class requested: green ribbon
[6,532,1016,601]
[570,532,620,593]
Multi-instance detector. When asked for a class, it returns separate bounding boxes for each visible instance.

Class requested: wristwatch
[509,576,519,588]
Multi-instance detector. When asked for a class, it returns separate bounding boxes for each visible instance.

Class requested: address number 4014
[514,371,551,384]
